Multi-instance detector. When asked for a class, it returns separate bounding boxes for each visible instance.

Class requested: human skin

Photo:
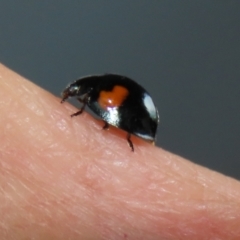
[0,64,240,240]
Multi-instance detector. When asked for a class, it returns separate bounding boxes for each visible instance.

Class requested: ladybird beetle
[61,74,159,151]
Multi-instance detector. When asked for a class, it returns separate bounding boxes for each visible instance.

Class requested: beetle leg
[70,95,88,117]
[70,106,85,117]
[77,98,84,103]
[102,122,109,130]
[127,133,134,152]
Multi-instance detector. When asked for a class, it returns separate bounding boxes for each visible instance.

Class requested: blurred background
[0,1,239,179]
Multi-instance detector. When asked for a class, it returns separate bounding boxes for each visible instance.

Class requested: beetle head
[61,83,81,103]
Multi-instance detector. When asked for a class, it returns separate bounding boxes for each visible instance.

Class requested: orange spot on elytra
[98,85,129,109]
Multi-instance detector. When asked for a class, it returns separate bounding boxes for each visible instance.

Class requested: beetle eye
[69,85,80,95]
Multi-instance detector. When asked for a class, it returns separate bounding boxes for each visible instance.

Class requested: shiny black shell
[61,74,159,149]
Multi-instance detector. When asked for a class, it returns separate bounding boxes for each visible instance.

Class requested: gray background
[0,1,239,179]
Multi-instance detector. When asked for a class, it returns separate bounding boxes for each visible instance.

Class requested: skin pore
[0,64,240,240]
